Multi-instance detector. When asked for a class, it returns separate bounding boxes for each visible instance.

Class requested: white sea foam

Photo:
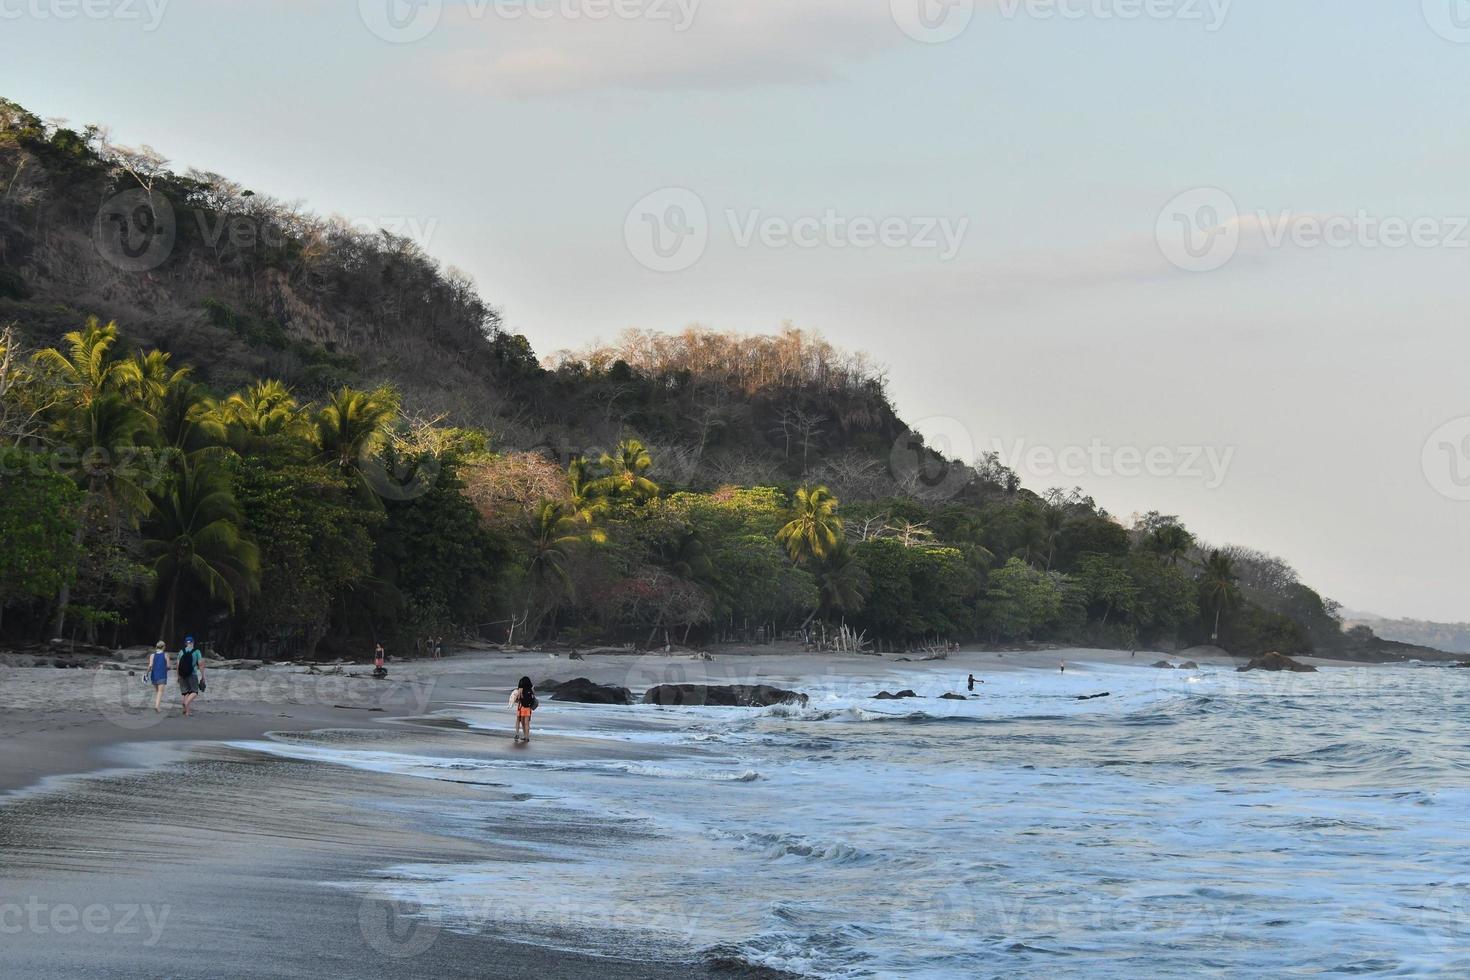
[268,660,1470,977]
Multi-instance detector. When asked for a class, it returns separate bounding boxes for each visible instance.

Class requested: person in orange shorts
[509,676,538,743]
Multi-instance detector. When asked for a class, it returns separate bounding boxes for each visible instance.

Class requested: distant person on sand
[178,636,204,716]
[434,636,444,660]
[1059,661,1066,673]
[373,643,387,679]
[147,641,170,713]
[509,676,538,743]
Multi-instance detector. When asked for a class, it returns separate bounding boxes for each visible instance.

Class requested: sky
[6,0,1470,620]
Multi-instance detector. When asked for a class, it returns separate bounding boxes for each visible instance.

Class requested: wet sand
[0,643,1279,978]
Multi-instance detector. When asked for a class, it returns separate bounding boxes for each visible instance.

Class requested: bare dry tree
[0,324,56,448]
[103,139,169,216]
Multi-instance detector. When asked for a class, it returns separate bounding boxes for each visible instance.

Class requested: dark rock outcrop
[1075,692,1111,701]
[1236,652,1318,673]
[1150,660,1177,669]
[873,689,922,700]
[641,684,808,707]
[545,678,633,705]
[939,693,968,701]
[1179,661,1200,670]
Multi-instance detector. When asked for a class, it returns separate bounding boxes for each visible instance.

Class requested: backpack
[520,689,538,711]
[178,650,196,677]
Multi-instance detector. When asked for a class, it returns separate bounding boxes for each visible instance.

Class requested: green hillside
[0,97,1441,662]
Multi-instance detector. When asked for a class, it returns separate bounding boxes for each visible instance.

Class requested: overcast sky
[7,1,1470,620]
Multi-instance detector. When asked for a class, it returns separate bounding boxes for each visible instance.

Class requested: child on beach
[147,641,170,713]
[509,676,538,743]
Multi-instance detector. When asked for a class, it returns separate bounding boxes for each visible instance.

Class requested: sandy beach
[2,643,1447,978]
[1,645,844,978]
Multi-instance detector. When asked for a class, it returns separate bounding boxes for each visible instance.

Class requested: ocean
[234,657,1470,978]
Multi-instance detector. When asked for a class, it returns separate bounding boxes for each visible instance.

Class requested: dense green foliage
[0,314,1372,660]
[0,98,1410,660]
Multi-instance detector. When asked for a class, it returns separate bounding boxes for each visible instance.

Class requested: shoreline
[0,642,1440,798]
[0,647,1448,978]
[0,652,812,978]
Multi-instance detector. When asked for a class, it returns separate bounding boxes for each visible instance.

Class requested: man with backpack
[178,635,205,717]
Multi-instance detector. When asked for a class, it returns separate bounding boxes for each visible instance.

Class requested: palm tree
[524,500,606,637]
[657,525,715,586]
[589,439,659,504]
[32,317,141,407]
[219,379,301,434]
[777,485,843,563]
[814,540,871,622]
[154,379,225,457]
[49,393,156,636]
[1199,549,1239,642]
[143,459,260,642]
[126,349,191,414]
[1149,524,1195,567]
[567,456,608,521]
[314,384,399,485]
[1041,506,1069,570]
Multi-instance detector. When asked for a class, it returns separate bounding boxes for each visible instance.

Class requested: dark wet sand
[0,668,789,979]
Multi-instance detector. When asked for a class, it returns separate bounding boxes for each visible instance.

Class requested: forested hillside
[0,97,1442,661]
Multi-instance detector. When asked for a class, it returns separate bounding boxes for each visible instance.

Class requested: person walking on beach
[372,642,387,679]
[509,676,538,743]
[147,641,170,713]
[178,636,204,717]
